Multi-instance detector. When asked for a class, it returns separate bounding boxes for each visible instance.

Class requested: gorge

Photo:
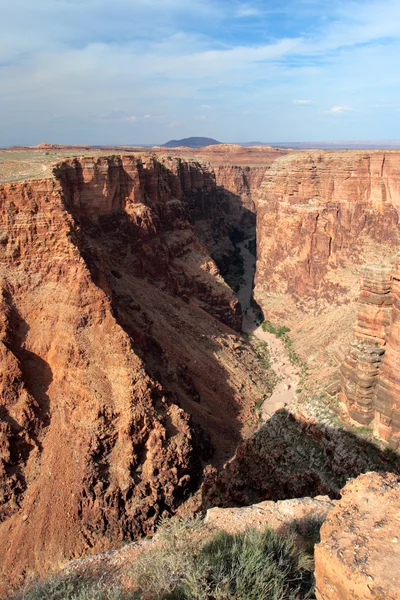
[0,145,400,598]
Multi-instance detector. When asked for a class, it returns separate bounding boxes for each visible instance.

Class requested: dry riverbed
[236,240,299,419]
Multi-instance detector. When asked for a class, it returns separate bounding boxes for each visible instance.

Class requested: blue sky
[1,0,400,145]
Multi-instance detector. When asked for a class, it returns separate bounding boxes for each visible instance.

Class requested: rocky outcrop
[202,410,400,509]
[341,258,400,445]
[315,472,400,600]
[375,255,400,445]
[340,265,393,424]
[205,495,333,535]
[255,151,400,308]
[0,156,270,595]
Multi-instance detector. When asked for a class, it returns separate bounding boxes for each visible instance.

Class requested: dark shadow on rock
[202,409,400,509]
[56,156,263,480]
[6,302,53,429]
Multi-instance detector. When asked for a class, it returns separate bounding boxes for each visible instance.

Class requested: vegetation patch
[224,247,245,293]
[133,519,315,600]
[261,320,301,366]
[14,519,317,600]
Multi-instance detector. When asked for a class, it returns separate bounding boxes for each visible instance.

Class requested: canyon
[0,145,399,597]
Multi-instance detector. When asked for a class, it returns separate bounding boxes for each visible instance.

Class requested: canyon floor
[236,239,300,417]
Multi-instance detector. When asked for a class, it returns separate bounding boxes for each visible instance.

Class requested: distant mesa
[162,137,221,148]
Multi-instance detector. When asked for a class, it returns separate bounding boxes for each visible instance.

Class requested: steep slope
[341,257,400,445]
[255,150,400,307]
[0,156,268,595]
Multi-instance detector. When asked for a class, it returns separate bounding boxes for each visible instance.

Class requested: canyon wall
[0,156,268,594]
[255,151,400,308]
[341,257,400,446]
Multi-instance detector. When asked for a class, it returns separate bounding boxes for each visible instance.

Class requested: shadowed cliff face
[202,409,400,509]
[0,156,268,595]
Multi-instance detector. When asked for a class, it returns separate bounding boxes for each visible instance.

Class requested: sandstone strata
[255,151,400,306]
[341,258,400,445]
[315,472,400,600]
[340,265,393,424]
[375,255,400,444]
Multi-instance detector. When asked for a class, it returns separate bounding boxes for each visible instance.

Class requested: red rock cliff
[255,151,400,308]
[0,156,268,595]
[341,257,400,446]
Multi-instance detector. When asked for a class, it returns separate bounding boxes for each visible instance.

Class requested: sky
[1,0,400,145]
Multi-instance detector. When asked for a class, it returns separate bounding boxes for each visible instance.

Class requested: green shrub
[14,520,316,600]
[133,520,315,600]
[287,514,325,556]
[261,321,301,366]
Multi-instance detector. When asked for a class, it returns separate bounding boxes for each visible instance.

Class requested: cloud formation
[326,106,354,114]
[1,0,400,144]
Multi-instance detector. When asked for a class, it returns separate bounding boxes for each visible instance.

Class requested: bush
[10,574,129,600]
[133,520,315,600]
[14,520,316,600]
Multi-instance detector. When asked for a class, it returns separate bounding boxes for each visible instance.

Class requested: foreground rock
[315,472,400,600]
[205,495,333,534]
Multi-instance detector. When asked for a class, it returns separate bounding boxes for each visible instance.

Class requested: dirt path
[236,240,299,419]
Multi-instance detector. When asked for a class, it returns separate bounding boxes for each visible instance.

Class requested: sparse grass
[13,518,319,600]
[132,519,315,600]
[287,515,326,557]
[253,341,279,400]
[10,575,130,600]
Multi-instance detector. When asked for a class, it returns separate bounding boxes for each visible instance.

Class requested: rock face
[340,265,393,425]
[255,151,400,307]
[375,256,400,445]
[315,472,400,600]
[0,156,268,594]
[341,258,400,446]
[205,495,333,535]
[202,409,400,509]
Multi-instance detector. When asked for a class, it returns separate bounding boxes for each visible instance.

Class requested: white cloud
[292,99,313,105]
[325,106,353,114]
[235,4,261,18]
[1,0,400,144]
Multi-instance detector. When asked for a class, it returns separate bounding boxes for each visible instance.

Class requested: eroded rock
[315,472,400,600]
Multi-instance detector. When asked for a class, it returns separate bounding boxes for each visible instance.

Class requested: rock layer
[315,472,400,600]
[341,258,400,445]
[255,151,400,307]
[340,265,393,424]
[375,255,400,444]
